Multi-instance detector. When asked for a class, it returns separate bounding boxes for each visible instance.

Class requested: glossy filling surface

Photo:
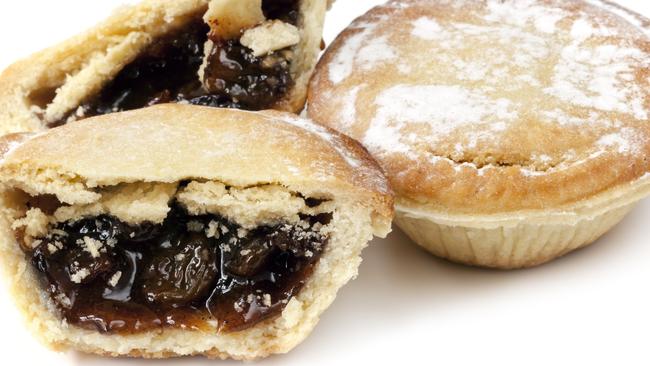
[26,204,329,334]
[51,0,299,126]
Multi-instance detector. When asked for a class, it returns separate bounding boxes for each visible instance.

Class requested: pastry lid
[308,0,650,214]
[0,105,393,228]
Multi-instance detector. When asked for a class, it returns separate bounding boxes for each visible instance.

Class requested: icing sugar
[570,18,596,40]
[540,109,607,127]
[0,139,28,163]
[597,128,642,155]
[484,0,568,32]
[364,84,518,157]
[328,16,398,84]
[340,85,362,129]
[356,36,397,70]
[320,0,650,175]
[598,133,631,154]
[534,13,565,34]
[328,22,378,84]
[545,40,648,120]
[411,17,442,39]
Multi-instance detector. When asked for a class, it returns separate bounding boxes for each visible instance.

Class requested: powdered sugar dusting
[597,128,642,155]
[0,139,28,163]
[328,17,400,84]
[545,20,648,120]
[570,18,596,40]
[541,109,610,127]
[356,36,397,70]
[339,85,362,129]
[598,133,630,154]
[534,12,565,33]
[408,15,553,85]
[412,17,442,39]
[317,0,650,175]
[484,0,568,31]
[364,84,518,157]
[328,22,378,84]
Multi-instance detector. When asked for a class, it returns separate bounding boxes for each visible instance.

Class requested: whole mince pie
[0,0,331,134]
[0,105,393,360]
[308,0,650,269]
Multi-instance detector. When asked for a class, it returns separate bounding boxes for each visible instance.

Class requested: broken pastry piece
[0,105,393,359]
[0,0,329,134]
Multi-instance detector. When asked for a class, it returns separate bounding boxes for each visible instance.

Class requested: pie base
[395,175,650,269]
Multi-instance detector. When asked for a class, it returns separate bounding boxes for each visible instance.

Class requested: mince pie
[0,105,393,359]
[308,0,650,268]
[0,0,329,133]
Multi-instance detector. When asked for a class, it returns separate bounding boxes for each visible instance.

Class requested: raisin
[141,233,218,306]
[225,231,278,277]
[202,39,293,109]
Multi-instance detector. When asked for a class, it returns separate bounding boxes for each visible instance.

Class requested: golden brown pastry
[0,105,393,359]
[0,0,329,134]
[308,0,650,268]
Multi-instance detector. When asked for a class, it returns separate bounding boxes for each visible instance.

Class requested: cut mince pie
[0,0,330,134]
[308,0,650,269]
[0,105,393,359]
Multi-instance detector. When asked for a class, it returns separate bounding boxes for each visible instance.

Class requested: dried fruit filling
[26,204,329,334]
[58,0,300,126]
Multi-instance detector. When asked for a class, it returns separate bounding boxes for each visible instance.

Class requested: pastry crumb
[70,268,91,284]
[234,301,244,313]
[82,236,103,258]
[51,229,68,237]
[237,228,248,238]
[206,220,220,238]
[220,224,229,234]
[262,294,272,307]
[55,293,72,308]
[108,271,122,287]
[240,20,300,57]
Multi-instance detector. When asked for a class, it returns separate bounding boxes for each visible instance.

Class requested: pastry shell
[396,174,650,268]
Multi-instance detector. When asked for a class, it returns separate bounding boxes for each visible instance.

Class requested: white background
[1,1,650,365]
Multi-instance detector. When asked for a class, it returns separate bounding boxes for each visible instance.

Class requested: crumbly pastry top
[308,0,650,214]
[0,105,393,223]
